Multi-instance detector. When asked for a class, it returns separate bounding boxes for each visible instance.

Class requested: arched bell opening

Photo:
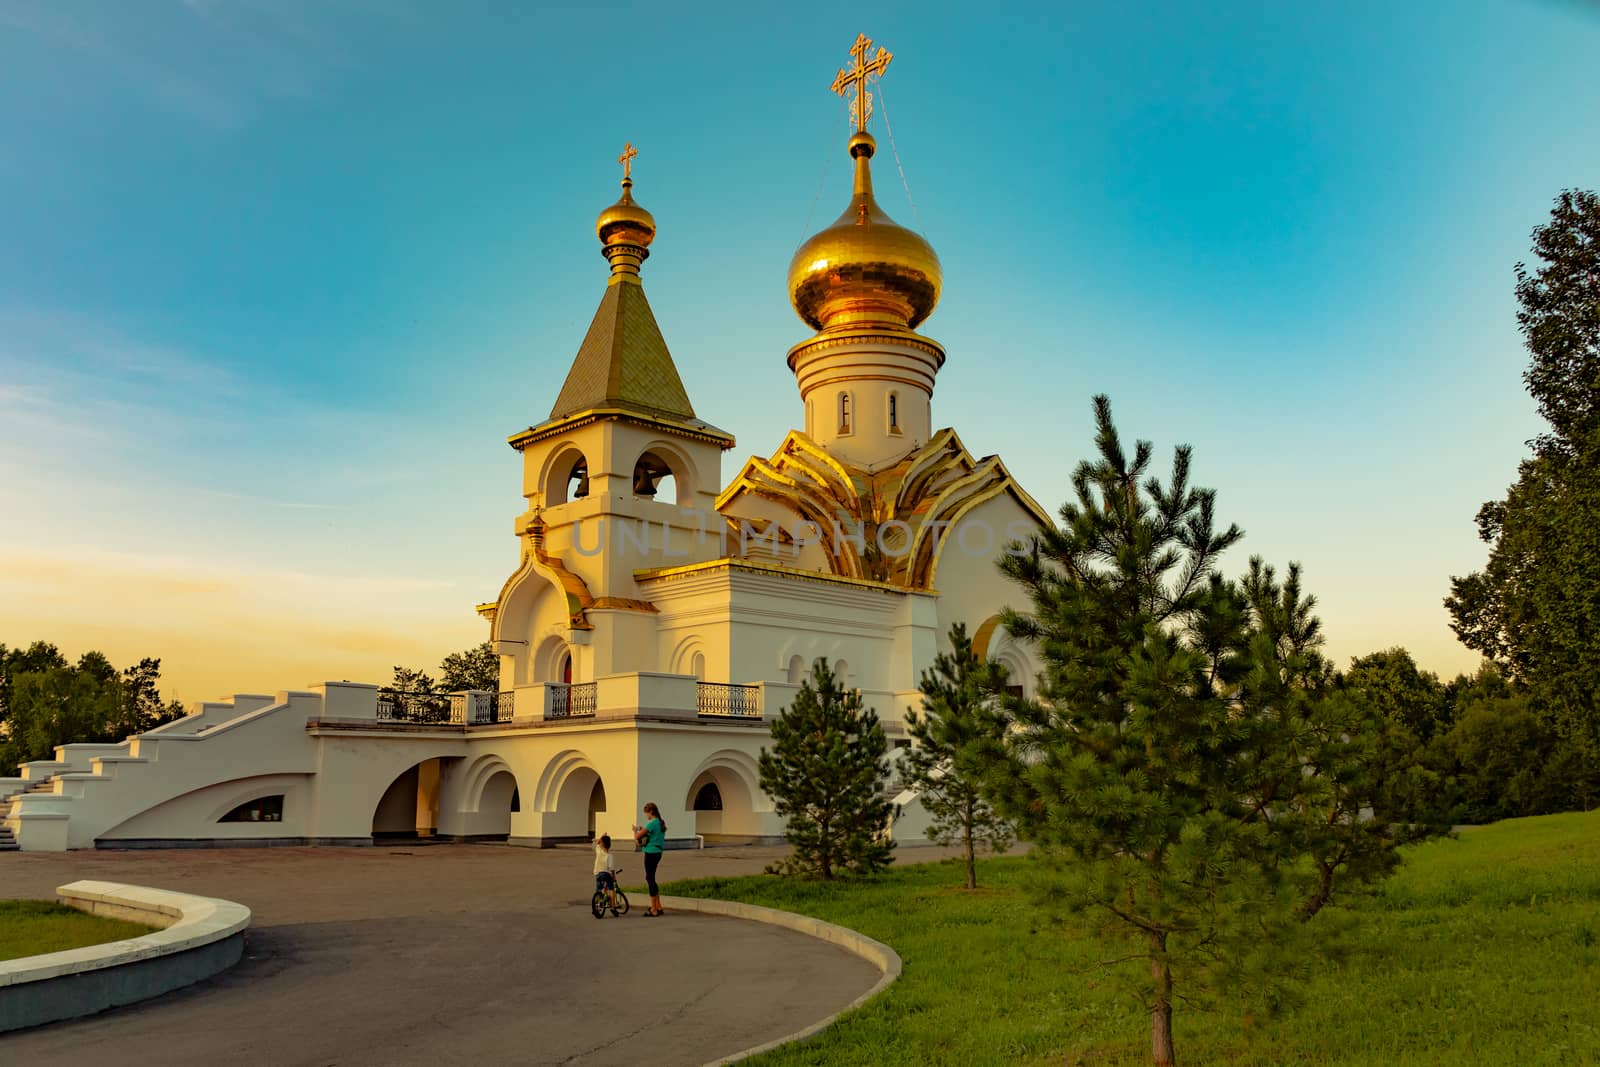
[542,446,590,507]
[629,445,694,507]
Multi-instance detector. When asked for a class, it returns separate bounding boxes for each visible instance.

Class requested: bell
[571,461,589,499]
[632,464,660,497]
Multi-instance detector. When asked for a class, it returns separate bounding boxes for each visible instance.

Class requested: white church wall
[715,492,833,572]
[928,492,1046,693]
[96,773,312,843]
[305,734,469,842]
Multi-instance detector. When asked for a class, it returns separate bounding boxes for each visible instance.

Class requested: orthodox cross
[830,33,892,133]
[618,142,638,180]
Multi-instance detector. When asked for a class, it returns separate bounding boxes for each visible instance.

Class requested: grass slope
[0,900,157,962]
[664,810,1600,1065]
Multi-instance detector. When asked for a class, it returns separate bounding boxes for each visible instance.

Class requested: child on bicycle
[593,833,621,915]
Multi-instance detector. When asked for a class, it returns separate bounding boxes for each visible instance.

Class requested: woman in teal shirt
[632,802,667,917]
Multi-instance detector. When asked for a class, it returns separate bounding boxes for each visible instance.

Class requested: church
[1,36,1047,852]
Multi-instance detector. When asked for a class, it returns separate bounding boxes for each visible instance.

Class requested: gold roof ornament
[789,33,941,334]
[596,141,656,281]
[831,33,892,133]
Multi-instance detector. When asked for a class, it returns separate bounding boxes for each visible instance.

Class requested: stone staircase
[0,799,17,850]
[1,689,348,851]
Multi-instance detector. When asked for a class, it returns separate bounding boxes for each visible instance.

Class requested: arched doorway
[685,752,765,844]
[474,770,519,839]
[540,763,606,843]
[371,758,443,840]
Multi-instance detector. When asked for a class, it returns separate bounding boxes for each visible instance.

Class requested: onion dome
[788,130,942,333]
[596,175,655,281]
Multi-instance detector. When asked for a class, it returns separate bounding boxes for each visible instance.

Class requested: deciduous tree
[439,641,500,692]
[1447,189,1600,806]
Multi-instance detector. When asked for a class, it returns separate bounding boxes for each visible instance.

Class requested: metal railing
[465,691,515,724]
[697,682,762,718]
[548,682,597,720]
[376,690,466,724]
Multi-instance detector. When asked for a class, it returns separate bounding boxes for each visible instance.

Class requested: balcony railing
[697,682,762,718]
[376,690,466,724]
[548,682,597,720]
[467,691,515,724]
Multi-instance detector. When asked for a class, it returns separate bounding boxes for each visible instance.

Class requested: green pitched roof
[548,280,696,421]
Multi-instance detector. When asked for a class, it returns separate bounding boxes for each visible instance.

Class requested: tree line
[0,642,186,776]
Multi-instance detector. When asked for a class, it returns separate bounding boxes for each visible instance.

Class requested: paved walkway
[0,843,917,1067]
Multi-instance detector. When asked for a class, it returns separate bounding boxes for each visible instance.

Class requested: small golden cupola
[595,141,655,283]
[788,39,942,334]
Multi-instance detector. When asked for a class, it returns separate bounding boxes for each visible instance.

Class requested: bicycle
[591,870,630,918]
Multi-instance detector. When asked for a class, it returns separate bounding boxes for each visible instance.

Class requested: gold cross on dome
[618,142,638,180]
[830,33,892,133]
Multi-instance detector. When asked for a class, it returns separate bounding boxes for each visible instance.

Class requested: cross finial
[830,33,893,133]
[618,142,638,181]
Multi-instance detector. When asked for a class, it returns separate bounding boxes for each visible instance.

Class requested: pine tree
[759,659,894,879]
[973,396,1441,1066]
[902,623,1014,889]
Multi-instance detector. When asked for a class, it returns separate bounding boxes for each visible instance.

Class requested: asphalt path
[0,843,888,1066]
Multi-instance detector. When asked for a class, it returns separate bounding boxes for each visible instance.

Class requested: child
[593,833,621,915]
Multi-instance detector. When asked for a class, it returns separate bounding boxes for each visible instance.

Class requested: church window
[219,795,283,823]
[693,781,723,811]
[889,392,900,432]
[839,392,852,434]
[786,655,805,684]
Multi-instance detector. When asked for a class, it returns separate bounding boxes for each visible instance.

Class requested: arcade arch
[683,749,766,842]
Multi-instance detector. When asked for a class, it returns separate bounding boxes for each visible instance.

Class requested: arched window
[786,655,805,684]
[839,392,852,434]
[833,659,848,686]
[560,652,573,685]
[691,652,706,681]
[888,392,899,432]
[693,781,723,811]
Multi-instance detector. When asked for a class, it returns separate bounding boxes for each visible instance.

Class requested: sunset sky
[3,1,1598,702]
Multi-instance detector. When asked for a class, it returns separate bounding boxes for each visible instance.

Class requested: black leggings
[644,851,662,896]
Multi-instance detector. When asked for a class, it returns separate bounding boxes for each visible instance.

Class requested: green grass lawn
[0,900,157,962]
[664,810,1600,1066]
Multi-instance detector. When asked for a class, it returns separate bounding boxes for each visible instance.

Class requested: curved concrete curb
[657,895,901,1066]
[0,880,251,1033]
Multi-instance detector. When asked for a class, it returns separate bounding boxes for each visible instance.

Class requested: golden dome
[596,177,655,250]
[788,130,941,333]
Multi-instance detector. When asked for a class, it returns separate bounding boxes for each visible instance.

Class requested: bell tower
[493,145,735,683]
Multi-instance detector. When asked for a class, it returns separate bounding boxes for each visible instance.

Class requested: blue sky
[2,0,1597,698]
